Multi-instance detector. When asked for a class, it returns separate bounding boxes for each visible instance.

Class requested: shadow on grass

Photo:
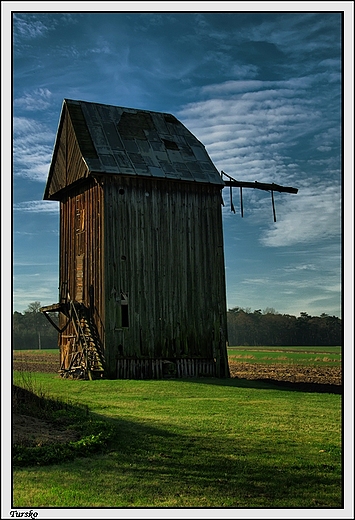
[12,381,342,507]
[170,376,342,395]
[20,410,342,508]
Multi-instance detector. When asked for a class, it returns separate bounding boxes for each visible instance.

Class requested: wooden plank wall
[103,176,229,378]
[58,179,105,368]
[116,358,216,379]
[47,105,91,199]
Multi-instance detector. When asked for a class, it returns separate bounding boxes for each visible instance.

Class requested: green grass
[227,345,341,366]
[12,371,342,508]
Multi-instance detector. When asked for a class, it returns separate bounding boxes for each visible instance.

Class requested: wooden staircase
[41,298,105,379]
[61,301,105,379]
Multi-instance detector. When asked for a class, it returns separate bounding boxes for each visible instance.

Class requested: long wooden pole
[221,171,298,194]
[223,179,298,194]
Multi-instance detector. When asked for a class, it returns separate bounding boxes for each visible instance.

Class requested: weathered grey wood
[42,100,230,379]
[102,176,228,377]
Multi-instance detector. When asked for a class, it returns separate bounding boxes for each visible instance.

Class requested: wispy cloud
[14,260,58,266]
[13,277,59,312]
[235,12,341,57]
[14,229,59,236]
[178,68,340,248]
[13,117,54,182]
[179,92,322,184]
[13,15,51,39]
[282,263,318,272]
[14,88,52,111]
[13,200,59,214]
[223,179,341,247]
[260,184,341,247]
[13,13,80,41]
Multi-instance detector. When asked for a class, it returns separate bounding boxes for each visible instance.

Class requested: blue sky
[7,6,351,318]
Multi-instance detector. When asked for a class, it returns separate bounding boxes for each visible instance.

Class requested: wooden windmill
[41,99,297,379]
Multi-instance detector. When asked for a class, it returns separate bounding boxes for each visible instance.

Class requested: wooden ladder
[63,300,105,379]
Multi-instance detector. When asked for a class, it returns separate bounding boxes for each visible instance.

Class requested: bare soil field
[228,361,341,385]
[13,350,60,374]
[228,361,341,394]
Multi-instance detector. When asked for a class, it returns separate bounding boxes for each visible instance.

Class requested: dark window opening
[121,304,129,328]
[162,139,179,151]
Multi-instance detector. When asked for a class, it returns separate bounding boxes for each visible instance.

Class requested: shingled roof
[44,99,223,199]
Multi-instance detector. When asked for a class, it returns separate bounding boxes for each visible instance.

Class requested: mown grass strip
[12,372,342,508]
[227,346,341,366]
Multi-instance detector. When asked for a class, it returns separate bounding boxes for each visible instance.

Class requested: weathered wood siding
[46,104,92,200]
[58,179,105,368]
[44,99,230,378]
[102,176,229,378]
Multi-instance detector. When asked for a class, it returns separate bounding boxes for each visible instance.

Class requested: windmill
[40,99,297,380]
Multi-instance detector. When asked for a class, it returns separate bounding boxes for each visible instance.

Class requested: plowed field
[228,361,341,394]
[13,350,341,388]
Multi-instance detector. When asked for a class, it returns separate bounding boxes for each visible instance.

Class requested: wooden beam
[223,179,298,194]
[221,170,298,194]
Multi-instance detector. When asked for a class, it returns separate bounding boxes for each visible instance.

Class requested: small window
[162,139,179,151]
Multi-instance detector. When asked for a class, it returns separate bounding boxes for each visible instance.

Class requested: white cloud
[178,72,340,248]
[178,83,325,184]
[282,263,317,272]
[13,278,59,312]
[13,117,54,182]
[260,184,341,247]
[14,260,57,266]
[13,200,59,214]
[13,13,79,42]
[317,146,332,152]
[13,16,50,39]
[241,278,271,285]
[14,88,52,111]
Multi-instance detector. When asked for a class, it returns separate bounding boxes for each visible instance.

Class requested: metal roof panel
[63,99,223,185]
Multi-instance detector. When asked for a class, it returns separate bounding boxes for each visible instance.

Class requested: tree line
[13,302,342,350]
[227,307,342,346]
[13,302,58,350]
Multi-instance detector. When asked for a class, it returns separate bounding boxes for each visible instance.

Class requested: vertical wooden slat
[102,176,228,378]
[56,135,229,379]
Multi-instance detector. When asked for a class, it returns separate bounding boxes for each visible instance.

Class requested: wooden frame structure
[41,100,297,380]
[41,100,230,379]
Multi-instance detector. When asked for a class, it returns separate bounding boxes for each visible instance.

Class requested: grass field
[228,345,341,366]
[12,362,342,508]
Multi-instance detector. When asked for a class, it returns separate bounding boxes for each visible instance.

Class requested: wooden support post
[230,185,235,213]
[271,190,276,222]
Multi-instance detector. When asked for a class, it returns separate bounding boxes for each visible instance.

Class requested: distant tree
[263,307,278,315]
[25,301,42,313]
[13,302,58,350]
[227,307,342,346]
